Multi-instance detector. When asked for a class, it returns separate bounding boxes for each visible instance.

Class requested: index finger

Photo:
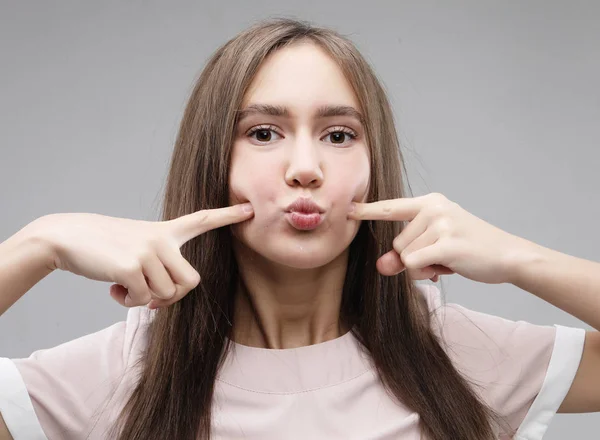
[348,198,423,222]
[168,203,254,245]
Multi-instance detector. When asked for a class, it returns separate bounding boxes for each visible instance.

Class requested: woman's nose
[284,141,324,188]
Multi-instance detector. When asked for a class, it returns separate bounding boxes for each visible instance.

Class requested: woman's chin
[276,256,331,270]
[265,246,347,270]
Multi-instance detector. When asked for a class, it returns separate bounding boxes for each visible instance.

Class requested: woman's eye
[247,126,281,143]
[246,126,358,146]
[324,130,357,145]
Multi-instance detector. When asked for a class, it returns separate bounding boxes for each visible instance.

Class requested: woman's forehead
[241,44,360,111]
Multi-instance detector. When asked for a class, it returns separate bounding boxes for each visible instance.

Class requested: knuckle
[427,202,448,218]
[146,237,162,251]
[428,192,447,202]
[180,279,196,292]
[137,247,156,263]
[154,285,176,300]
[435,217,453,235]
[392,234,404,251]
[166,285,177,298]
[142,291,153,304]
[188,271,201,287]
[400,249,414,266]
[121,260,143,277]
[381,202,395,218]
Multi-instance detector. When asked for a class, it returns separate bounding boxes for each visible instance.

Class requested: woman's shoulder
[415,282,585,438]
[0,306,155,440]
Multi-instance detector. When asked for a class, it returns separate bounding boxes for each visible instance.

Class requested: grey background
[1,1,598,437]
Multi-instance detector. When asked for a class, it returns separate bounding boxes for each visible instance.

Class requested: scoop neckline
[223,327,355,351]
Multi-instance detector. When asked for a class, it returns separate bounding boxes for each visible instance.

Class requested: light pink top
[0,284,585,439]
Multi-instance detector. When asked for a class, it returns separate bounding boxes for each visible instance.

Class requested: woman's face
[229,41,370,269]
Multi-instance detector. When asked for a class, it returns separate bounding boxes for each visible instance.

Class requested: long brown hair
[111,18,510,439]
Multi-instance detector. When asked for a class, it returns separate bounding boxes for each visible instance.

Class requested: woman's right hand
[26,203,254,309]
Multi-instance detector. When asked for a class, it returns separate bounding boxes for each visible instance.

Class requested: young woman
[1,18,599,440]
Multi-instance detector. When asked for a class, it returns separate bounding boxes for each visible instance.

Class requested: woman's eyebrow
[236,104,365,126]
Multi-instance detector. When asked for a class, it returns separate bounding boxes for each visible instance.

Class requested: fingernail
[242,203,253,213]
[348,203,356,213]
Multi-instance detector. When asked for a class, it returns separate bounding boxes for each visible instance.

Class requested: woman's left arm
[507,242,600,413]
[349,192,600,413]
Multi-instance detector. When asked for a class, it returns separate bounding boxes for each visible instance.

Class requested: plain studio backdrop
[1,1,598,438]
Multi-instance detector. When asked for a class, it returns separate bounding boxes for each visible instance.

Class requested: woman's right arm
[0,220,56,317]
[0,206,253,439]
[0,205,253,317]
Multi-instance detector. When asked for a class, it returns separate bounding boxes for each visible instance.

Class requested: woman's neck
[231,245,350,349]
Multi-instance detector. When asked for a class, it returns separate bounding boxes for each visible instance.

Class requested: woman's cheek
[231,173,279,207]
[229,148,280,204]
[330,165,370,206]
[230,169,282,239]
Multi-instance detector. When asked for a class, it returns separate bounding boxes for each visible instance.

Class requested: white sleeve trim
[514,324,586,439]
[0,357,48,440]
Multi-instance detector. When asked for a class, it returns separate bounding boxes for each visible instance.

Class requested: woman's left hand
[348,192,536,284]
